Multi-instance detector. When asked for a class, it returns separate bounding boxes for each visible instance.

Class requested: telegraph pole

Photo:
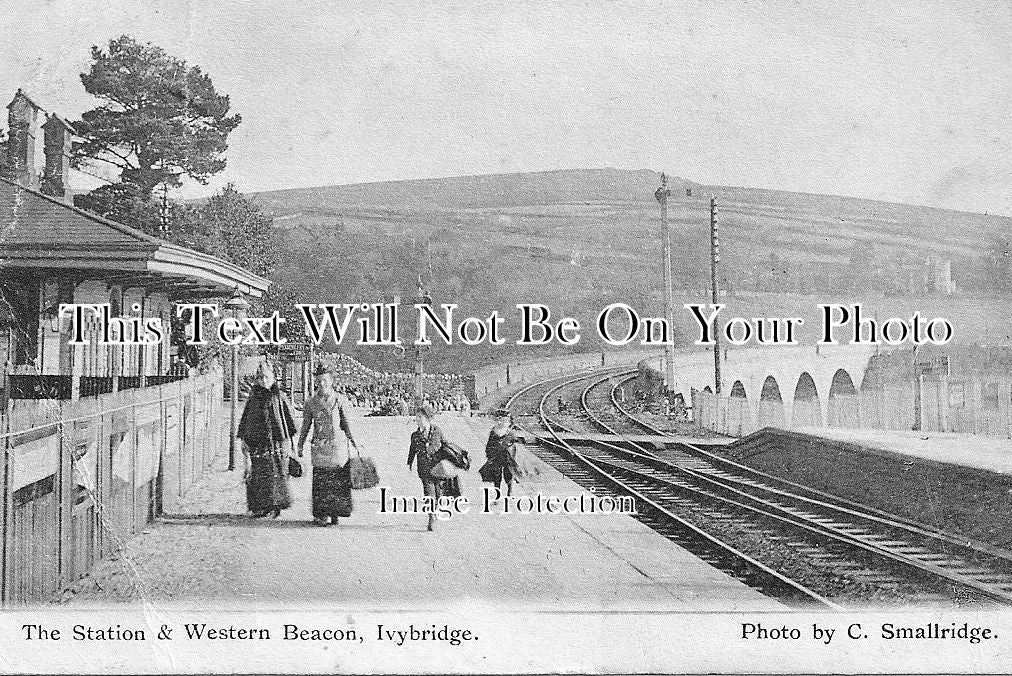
[710,197,722,394]
[654,174,677,393]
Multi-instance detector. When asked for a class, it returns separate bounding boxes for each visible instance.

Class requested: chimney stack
[42,114,75,203]
[6,89,43,189]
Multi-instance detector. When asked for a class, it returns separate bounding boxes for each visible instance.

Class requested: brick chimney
[42,114,75,203]
[6,89,43,189]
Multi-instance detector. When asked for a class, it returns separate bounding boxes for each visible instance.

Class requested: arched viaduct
[642,344,879,433]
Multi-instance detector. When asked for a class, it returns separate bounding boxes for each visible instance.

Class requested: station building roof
[0,177,271,299]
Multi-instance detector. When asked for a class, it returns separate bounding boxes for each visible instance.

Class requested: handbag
[438,440,471,471]
[288,456,303,478]
[348,445,380,489]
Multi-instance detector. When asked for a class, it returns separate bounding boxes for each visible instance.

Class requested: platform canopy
[0,177,271,298]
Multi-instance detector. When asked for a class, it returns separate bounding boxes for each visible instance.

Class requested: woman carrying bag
[298,364,359,526]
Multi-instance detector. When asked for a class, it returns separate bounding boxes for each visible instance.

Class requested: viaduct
[644,344,879,431]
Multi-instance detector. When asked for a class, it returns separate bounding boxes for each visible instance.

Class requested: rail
[589,373,1012,605]
[504,370,839,608]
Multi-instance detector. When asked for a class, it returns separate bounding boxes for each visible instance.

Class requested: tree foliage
[71,35,240,200]
[170,185,301,369]
[73,182,168,235]
[183,184,282,278]
[181,184,299,338]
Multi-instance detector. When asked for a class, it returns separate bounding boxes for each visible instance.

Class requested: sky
[2,0,1010,214]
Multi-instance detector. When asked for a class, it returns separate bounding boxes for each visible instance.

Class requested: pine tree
[71,35,240,212]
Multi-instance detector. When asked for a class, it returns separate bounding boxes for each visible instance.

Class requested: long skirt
[478,457,513,486]
[479,447,539,487]
[246,444,292,513]
[312,464,353,520]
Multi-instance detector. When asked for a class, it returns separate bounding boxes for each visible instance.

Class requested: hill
[253,168,1012,372]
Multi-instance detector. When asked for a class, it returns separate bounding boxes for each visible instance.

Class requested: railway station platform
[798,427,1012,475]
[60,409,780,610]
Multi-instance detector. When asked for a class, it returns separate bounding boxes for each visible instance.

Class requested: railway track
[598,374,1012,604]
[507,368,1012,608]
[506,370,840,609]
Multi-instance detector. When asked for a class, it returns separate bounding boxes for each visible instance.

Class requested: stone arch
[828,369,860,428]
[829,369,856,394]
[791,372,822,427]
[726,380,752,436]
[692,384,717,431]
[757,375,785,428]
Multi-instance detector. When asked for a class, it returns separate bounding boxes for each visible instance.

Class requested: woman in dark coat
[238,362,298,518]
[479,408,525,498]
[407,404,451,532]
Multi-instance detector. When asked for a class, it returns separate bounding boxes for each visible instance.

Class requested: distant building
[932,259,954,295]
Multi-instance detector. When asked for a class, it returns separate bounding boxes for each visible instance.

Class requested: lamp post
[224,288,250,471]
[414,280,432,403]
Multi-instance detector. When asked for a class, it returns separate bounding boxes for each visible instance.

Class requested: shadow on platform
[158,513,426,532]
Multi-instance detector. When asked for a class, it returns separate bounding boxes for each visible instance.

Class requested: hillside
[254,168,1012,372]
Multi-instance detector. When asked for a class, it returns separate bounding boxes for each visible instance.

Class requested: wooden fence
[0,373,224,605]
[921,375,1012,437]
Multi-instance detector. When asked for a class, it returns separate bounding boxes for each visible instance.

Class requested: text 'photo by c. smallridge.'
[1,2,1011,674]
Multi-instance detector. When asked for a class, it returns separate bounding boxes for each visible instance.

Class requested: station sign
[278,342,311,361]
[916,355,950,376]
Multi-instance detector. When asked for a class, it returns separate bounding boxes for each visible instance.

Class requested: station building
[0,89,269,604]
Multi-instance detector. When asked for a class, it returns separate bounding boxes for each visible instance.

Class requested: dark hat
[417,403,437,420]
[313,362,333,377]
[493,408,512,419]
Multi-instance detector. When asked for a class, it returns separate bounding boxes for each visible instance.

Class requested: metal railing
[7,373,191,400]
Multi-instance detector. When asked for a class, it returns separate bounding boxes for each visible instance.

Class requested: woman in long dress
[479,408,526,498]
[298,365,359,526]
[238,362,297,518]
